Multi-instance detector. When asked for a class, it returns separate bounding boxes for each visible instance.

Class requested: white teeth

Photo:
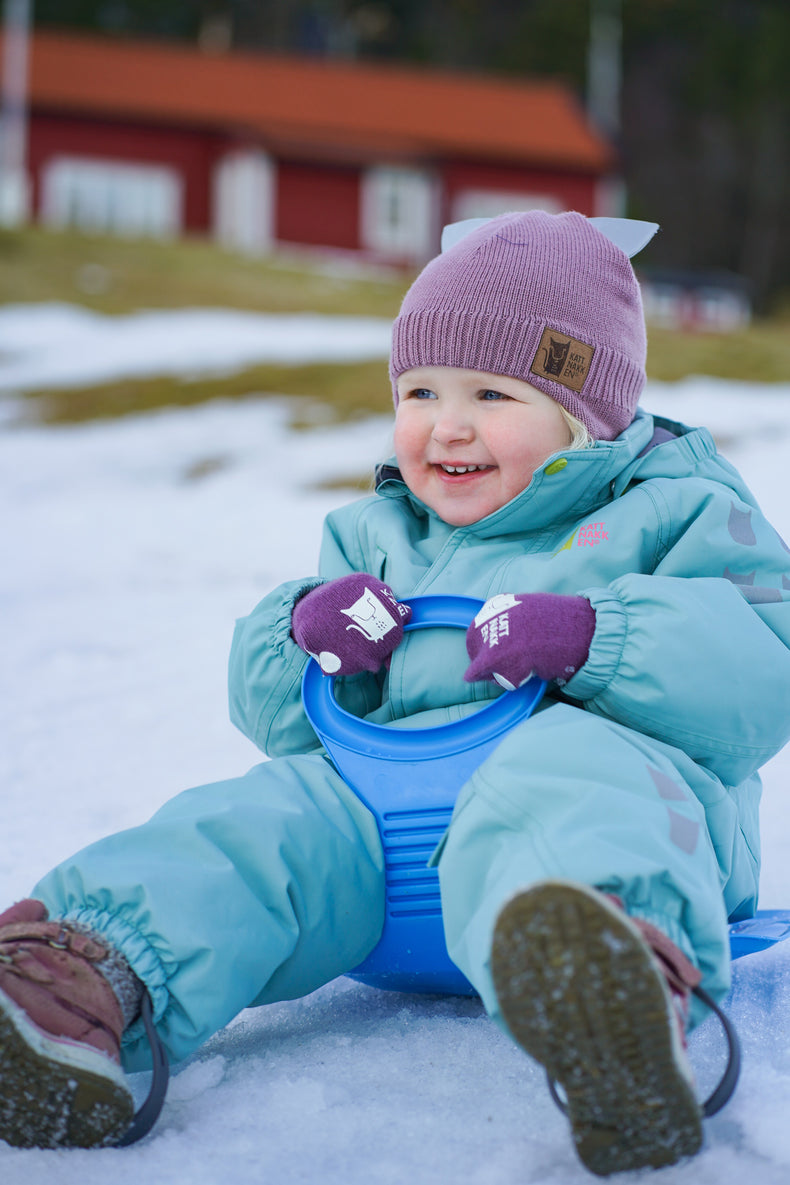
[441,464,487,474]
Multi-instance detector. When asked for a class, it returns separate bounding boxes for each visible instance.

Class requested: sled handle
[301,595,546,763]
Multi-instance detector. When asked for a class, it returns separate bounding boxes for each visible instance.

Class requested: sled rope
[692,984,741,1117]
[114,992,170,1146]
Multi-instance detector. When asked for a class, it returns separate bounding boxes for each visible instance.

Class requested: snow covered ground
[2,304,790,1184]
[0,302,393,392]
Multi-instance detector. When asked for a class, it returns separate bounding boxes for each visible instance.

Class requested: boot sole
[0,988,134,1148]
[491,880,703,1176]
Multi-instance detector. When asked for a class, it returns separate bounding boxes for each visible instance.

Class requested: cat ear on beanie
[291,574,411,676]
[390,211,658,442]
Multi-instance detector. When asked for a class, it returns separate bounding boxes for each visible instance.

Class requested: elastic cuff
[562,587,629,700]
[60,907,170,1043]
[292,579,326,608]
[63,918,145,1028]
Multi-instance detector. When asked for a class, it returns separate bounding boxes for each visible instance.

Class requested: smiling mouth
[438,464,493,475]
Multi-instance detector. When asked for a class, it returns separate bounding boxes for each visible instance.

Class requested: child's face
[393,366,572,526]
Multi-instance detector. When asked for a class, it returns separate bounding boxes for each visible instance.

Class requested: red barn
[7,30,615,264]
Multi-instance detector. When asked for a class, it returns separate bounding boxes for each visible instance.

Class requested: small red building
[8,31,615,264]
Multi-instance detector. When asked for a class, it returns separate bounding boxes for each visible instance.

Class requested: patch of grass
[310,472,378,493]
[647,320,790,384]
[19,359,394,426]
[0,226,408,317]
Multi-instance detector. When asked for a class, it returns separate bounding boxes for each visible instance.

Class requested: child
[2,211,789,1175]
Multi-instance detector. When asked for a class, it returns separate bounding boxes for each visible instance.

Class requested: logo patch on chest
[555,521,609,553]
[577,521,609,546]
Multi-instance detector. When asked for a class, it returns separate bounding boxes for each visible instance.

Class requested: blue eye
[480,389,508,401]
[410,388,437,400]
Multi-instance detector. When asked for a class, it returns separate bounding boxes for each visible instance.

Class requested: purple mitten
[291,574,411,675]
[464,593,596,689]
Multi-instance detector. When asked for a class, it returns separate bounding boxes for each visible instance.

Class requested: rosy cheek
[393,438,413,476]
[393,417,423,466]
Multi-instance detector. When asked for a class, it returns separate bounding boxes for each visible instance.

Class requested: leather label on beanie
[530,327,595,393]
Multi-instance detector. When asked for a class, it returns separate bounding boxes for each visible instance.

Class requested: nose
[431,407,474,446]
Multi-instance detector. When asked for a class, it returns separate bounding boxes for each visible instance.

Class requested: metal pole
[587,0,625,216]
[0,0,31,227]
[587,0,622,138]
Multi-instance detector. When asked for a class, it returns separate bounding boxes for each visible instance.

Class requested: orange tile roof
[12,31,611,171]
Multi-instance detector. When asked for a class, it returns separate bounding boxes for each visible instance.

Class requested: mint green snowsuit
[35,411,790,1070]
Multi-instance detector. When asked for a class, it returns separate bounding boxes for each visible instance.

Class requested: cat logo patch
[530,327,595,393]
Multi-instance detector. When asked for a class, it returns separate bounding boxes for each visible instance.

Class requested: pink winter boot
[490,880,740,1176]
[0,898,136,1148]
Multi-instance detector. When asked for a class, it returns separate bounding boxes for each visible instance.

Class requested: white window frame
[212,149,275,255]
[41,156,182,238]
[361,166,438,261]
[451,189,562,222]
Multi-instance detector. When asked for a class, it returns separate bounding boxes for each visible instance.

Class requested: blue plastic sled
[302,595,790,994]
[728,911,790,960]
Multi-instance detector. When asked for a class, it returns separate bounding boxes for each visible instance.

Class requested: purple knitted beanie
[389,210,647,441]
